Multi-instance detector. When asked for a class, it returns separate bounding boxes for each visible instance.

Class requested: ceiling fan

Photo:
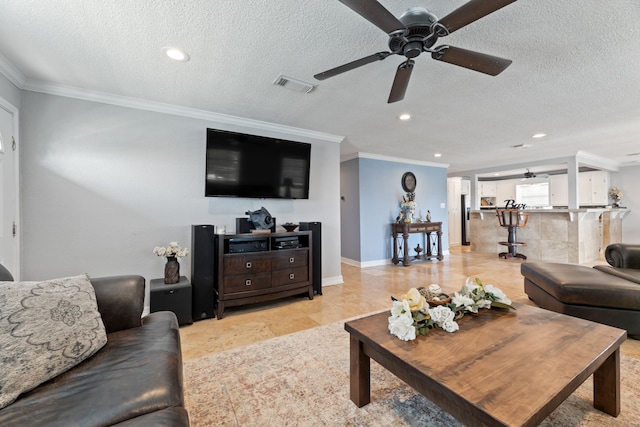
[523,169,550,179]
[314,0,518,103]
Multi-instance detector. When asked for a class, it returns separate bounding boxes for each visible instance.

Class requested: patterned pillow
[0,274,107,409]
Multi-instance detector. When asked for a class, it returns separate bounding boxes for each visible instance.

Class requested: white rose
[388,310,416,341]
[440,319,459,333]
[429,305,455,324]
[390,299,410,317]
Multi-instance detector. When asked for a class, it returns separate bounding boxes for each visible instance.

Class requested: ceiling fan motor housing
[388,7,439,57]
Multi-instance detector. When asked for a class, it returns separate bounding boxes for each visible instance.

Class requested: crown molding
[17,78,344,145]
[575,150,620,172]
[0,53,26,88]
[341,152,449,169]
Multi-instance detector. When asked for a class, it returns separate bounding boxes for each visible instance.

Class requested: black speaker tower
[190,225,216,320]
[299,221,322,295]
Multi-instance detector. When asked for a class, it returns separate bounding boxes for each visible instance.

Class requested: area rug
[183,319,640,426]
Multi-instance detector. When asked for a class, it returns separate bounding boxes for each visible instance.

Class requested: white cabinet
[496,179,517,207]
[549,174,568,207]
[579,171,609,206]
[461,179,470,195]
[479,182,497,197]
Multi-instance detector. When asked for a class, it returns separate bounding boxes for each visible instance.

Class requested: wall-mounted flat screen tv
[205,128,311,199]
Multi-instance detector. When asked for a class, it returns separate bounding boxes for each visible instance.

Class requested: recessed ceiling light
[494,173,500,176]
[398,113,411,121]
[532,133,547,138]
[163,47,190,62]
[434,153,442,158]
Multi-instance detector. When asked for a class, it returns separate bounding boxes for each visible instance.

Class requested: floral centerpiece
[388,278,515,341]
[399,192,417,223]
[153,242,189,284]
[609,187,623,207]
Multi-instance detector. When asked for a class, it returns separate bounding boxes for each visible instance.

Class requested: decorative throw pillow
[0,274,107,409]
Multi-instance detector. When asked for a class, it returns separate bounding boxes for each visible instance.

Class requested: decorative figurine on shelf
[400,192,417,223]
[395,210,405,224]
[414,243,423,259]
[246,207,274,230]
[426,210,432,222]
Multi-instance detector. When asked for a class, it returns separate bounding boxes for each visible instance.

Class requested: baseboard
[342,252,450,269]
[322,275,343,287]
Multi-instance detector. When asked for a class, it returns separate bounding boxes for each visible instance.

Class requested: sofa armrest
[91,275,145,334]
[605,243,640,269]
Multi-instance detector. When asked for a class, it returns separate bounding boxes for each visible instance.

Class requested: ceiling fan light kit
[315,0,519,103]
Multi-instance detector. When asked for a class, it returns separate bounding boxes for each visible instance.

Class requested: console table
[391,222,443,266]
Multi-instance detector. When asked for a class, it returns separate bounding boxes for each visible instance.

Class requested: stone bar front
[469,209,628,264]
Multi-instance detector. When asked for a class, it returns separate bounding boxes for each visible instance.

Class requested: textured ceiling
[1,0,639,175]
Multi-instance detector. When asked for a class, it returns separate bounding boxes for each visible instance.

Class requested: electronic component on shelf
[274,236,301,250]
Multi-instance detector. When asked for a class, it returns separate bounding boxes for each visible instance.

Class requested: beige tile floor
[179,246,640,361]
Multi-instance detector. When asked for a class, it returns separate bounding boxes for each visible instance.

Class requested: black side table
[150,276,193,326]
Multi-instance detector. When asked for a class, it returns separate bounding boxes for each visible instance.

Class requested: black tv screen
[205,128,311,199]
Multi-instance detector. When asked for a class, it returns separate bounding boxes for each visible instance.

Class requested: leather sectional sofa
[0,264,189,426]
[522,244,640,338]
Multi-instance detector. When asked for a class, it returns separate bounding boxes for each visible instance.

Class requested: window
[516,182,549,207]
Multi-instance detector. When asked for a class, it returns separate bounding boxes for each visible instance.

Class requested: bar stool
[496,209,529,259]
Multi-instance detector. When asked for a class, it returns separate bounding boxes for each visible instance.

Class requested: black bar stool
[496,209,529,260]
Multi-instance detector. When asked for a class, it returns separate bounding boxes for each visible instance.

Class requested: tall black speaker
[191,225,216,320]
[299,221,322,295]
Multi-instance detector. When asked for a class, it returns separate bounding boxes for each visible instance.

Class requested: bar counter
[469,208,629,263]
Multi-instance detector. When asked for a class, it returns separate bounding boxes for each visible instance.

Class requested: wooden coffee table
[344,303,626,427]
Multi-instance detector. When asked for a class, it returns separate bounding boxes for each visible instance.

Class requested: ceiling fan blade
[314,52,391,80]
[339,0,407,35]
[438,0,518,34]
[431,45,512,76]
[388,60,414,103]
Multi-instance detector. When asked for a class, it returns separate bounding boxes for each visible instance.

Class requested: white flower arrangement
[388,278,514,341]
[153,242,189,259]
[609,187,623,202]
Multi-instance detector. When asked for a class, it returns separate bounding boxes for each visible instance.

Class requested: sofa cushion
[593,265,640,285]
[521,262,640,310]
[112,407,190,426]
[0,311,183,427]
[0,274,107,409]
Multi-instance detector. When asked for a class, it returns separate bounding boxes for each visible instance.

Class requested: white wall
[613,165,640,241]
[19,92,342,293]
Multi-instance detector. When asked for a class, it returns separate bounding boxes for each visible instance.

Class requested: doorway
[0,98,19,278]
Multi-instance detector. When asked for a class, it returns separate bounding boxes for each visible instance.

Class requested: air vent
[272,75,316,94]
[511,143,534,149]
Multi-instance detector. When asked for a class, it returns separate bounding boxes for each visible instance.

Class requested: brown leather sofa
[521,244,640,338]
[0,264,190,426]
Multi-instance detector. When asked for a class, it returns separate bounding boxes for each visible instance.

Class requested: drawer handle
[245,279,252,286]
[289,273,295,280]
[289,257,295,263]
[246,262,252,269]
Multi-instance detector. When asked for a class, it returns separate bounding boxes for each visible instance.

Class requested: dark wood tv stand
[213,231,313,319]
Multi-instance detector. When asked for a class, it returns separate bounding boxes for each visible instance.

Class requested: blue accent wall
[341,156,448,264]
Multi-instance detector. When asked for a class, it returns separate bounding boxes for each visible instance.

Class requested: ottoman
[522,261,640,337]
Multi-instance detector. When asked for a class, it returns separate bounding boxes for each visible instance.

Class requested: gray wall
[339,158,360,261]
[0,73,20,109]
[340,156,449,265]
[18,91,342,291]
